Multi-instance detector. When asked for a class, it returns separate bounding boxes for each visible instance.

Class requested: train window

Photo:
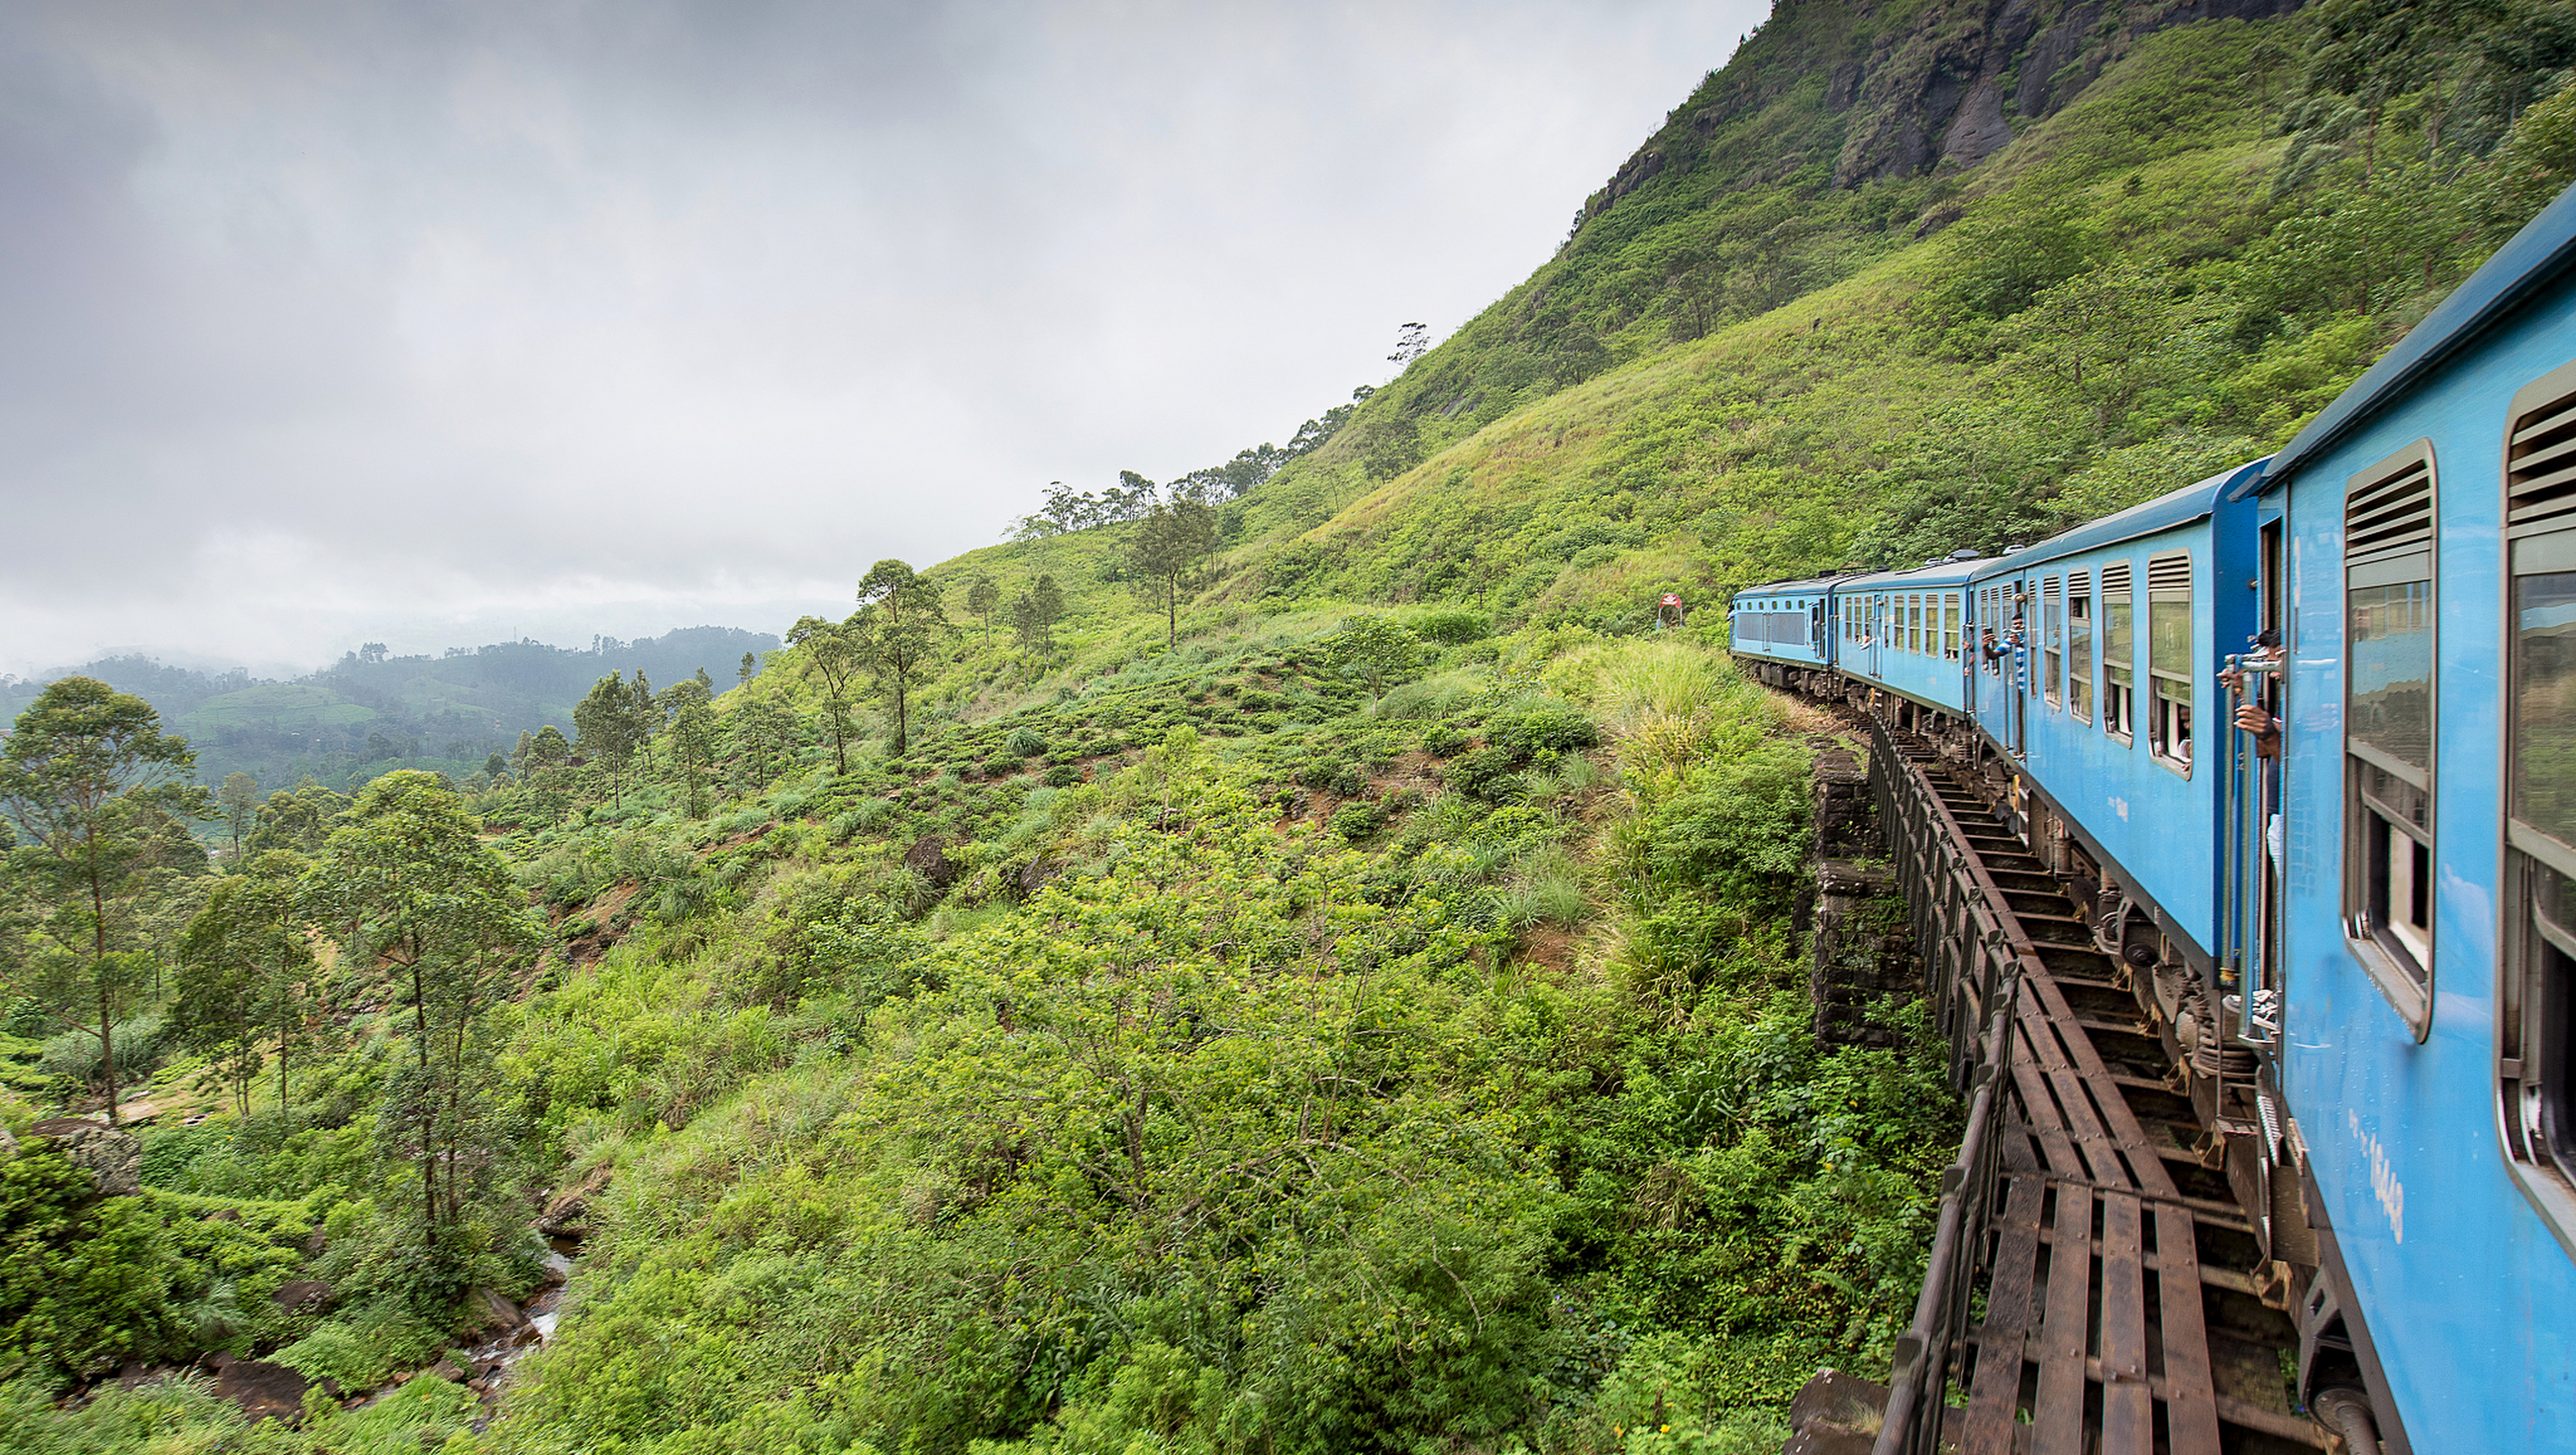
[1908,593,1922,653]
[2069,572,2094,724]
[2146,553,2191,770]
[1944,592,1961,659]
[2343,440,2437,1034]
[1985,586,2004,674]
[2043,576,2064,707]
[2504,363,2576,1246]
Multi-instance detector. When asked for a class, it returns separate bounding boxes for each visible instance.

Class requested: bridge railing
[1862,710,2025,1455]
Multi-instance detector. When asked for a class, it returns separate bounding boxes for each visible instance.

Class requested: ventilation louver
[2511,385,2576,535]
[2100,562,2132,597]
[2348,454,2435,564]
[2148,553,2192,597]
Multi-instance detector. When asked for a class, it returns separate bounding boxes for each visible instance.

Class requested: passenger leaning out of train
[2223,630,2285,761]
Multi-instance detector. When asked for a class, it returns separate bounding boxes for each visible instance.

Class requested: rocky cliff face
[1572,0,2306,232]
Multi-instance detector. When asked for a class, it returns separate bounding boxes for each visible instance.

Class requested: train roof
[1836,557,1982,591]
[1731,573,1846,597]
[1972,457,2268,578]
[2255,179,2576,496]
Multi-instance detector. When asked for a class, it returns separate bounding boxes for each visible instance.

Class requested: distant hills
[0,626,777,799]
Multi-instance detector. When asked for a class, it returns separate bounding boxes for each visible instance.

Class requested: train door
[1866,594,1884,680]
[2012,578,2031,755]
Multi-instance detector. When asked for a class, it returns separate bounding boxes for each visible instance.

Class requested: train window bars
[2343,439,2438,1038]
[2069,571,2094,724]
[2044,575,2064,707]
[2101,562,2134,741]
[2501,359,2576,1253]
[2148,552,2193,772]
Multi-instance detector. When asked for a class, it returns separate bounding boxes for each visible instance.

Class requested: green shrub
[1043,764,1082,788]
[1408,607,1491,644]
[983,753,1024,778]
[1421,725,1471,757]
[0,1141,182,1380]
[1486,706,1601,760]
[1444,746,1524,802]
[1329,800,1385,841]
[1005,726,1048,758]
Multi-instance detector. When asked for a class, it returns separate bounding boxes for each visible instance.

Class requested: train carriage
[1826,559,1978,716]
[2252,181,2576,1452]
[1964,466,2262,980]
[1728,575,1839,688]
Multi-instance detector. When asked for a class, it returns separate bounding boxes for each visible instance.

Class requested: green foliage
[0,1143,180,1380]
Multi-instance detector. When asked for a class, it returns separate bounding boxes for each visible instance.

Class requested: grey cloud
[0,0,1761,674]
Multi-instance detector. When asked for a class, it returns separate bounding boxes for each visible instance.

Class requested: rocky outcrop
[28,1118,141,1196]
[904,835,961,890]
[536,1161,611,1238]
[1572,0,2317,233]
[205,1353,309,1424]
[271,1280,335,1315]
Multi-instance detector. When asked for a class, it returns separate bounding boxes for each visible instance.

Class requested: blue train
[1732,182,2576,1451]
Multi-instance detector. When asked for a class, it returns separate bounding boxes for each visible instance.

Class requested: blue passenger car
[1728,575,1838,671]
[1965,466,2262,974]
[2255,183,2576,1452]
[1827,559,1977,714]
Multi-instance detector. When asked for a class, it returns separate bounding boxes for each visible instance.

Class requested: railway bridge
[1786,704,2336,1455]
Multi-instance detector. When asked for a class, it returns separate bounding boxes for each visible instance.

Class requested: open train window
[2147,553,2192,771]
[1944,592,1960,659]
[2043,576,2064,707]
[2343,440,2437,1037]
[2502,361,2576,1253]
[1911,592,1925,653]
[2069,571,2094,724]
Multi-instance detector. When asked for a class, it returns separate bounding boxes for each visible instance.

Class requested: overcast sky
[1,0,1760,678]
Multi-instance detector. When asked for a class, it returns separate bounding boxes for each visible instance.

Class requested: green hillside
[7,4,2576,1454]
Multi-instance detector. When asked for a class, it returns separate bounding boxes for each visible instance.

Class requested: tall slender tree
[173,850,315,1115]
[787,616,862,773]
[218,772,260,859]
[574,673,643,808]
[298,772,537,1275]
[966,574,1001,649]
[852,561,950,756]
[1128,498,1218,649]
[659,678,718,817]
[0,678,209,1125]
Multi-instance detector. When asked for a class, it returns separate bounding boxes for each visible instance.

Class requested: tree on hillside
[626,672,661,774]
[787,616,864,774]
[520,726,575,825]
[1320,615,1428,702]
[1388,321,1429,368]
[173,851,316,1115]
[659,678,718,817]
[574,674,643,808]
[299,771,537,1278]
[1013,574,1066,657]
[245,781,351,856]
[852,562,951,755]
[725,693,796,790]
[0,678,211,1125]
[966,574,1000,649]
[738,651,759,686]
[856,558,947,632]
[218,772,259,858]
[1127,498,1219,650]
